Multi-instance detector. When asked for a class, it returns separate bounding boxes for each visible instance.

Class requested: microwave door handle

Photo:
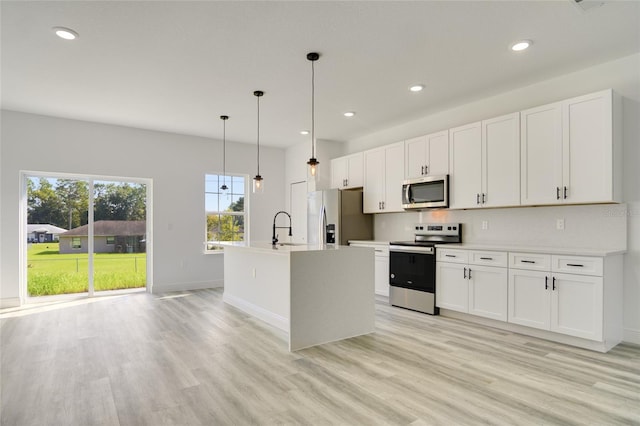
[405,184,411,204]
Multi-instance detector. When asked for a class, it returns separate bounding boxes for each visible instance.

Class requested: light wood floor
[1,288,639,425]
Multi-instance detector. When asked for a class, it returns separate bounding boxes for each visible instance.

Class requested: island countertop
[223,242,375,351]
[229,241,368,254]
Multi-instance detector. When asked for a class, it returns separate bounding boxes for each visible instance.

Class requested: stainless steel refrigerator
[307,189,373,245]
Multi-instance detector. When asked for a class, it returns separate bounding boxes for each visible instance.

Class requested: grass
[27,243,146,296]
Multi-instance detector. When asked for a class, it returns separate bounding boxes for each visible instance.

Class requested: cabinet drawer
[509,252,551,271]
[552,255,603,276]
[469,251,508,267]
[437,249,469,264]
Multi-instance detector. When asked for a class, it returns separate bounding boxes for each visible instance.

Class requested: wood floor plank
[2,288,639,425]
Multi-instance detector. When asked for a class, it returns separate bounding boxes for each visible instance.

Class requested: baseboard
[0,297,21,308]
[151,279,223,294]
[623,328,640,345]
[223,292,289,333]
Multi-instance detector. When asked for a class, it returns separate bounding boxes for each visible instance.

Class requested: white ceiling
[1,1,638,149]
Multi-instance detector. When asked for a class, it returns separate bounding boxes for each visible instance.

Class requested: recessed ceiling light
[511,40,532,52]
[53,27,79,40]
[409,84,425,92]
[300,130,310,135]
[343,111,356,118]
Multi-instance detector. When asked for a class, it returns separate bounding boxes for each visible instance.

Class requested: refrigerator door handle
[319,204,327,245]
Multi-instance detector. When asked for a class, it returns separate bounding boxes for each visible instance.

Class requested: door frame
[19,170,153,304]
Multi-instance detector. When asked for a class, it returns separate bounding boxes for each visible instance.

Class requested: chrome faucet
[272,211,292,246]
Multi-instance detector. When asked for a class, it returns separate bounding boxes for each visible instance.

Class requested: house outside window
[205,174,248,251]
[71,237,81,249]
[106,236,115,245]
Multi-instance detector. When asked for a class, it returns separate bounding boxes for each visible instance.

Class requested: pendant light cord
[222,119,226,178]
[256,95,260,176]
[311,59,315,159]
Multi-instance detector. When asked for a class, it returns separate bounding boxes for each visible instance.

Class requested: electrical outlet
[556,218,565,230]
[482,221,488,230]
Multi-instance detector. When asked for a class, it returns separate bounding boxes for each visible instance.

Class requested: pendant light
[306,52,320,182]
[220,115,229,196]
[252,90,264,193]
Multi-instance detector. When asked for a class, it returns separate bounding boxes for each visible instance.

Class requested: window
[205,174,247,251]
[106,236,115,245]
[72,237,81,249]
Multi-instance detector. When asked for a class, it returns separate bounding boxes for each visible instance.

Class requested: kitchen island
[223,243,375,351]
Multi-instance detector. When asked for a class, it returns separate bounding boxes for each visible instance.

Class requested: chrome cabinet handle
[482,193,486,204]
[421,165,424,175]
[476,193,480,205]
[425,165,429,174]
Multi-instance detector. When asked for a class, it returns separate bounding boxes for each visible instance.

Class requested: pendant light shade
[220,115,229,195]
[306,52,320,183]
[253,90,264,194]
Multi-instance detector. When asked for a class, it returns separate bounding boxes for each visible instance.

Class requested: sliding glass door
[24,173,149,299]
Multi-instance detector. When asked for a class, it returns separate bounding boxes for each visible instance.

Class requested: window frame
[71,237,82,249]
[204,173,249,253]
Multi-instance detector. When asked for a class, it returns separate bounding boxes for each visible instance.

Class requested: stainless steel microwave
[402,175,449,209]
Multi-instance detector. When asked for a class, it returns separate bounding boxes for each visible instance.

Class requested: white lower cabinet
[438,248,622,351]
[374,248,390,297]
[508,253,604,341]
[350,242,389,296]
[436,249,507,321]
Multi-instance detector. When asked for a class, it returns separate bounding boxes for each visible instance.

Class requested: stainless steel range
[389,223,461,315]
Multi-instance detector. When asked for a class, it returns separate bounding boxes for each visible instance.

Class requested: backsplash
[374,203,628,250]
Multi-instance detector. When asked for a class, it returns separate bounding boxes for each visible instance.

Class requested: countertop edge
[435,243,626,257]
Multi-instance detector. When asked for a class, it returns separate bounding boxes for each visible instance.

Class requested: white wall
[0,111,286,303]
[345,53,640,344]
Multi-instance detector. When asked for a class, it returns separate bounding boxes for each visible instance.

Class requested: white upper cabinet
[482,112,521,208]
[520,102,563,205]
[363,141,405,213]
[405,130,449,178]
[449,112,520,209]
[330,152,364,189]
[521,89,619,205]
[449,122,482,209]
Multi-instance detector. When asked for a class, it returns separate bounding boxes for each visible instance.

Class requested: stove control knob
[390,273,395,279]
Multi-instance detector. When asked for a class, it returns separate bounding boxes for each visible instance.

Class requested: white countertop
[224,241,365,254]
[436,243,626,257]
[348,240,390,246]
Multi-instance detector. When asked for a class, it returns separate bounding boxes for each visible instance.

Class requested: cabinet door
[427,130,449,176]
[520,102,563,205]
[551,273,603,341]
[508,269,550,330]
[482,113,520,207]
[468,265,508,322]
[383,142,405,212]
[405,135,427,178]
[346,153,364,188]
[363,148,385,213]
[563,90,613,203]
[330,157,347,189]
[374,252,389,296]
[436,262,468,312]
[449,122,482,209]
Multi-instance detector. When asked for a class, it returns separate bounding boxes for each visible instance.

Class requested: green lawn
[27,243,146,296]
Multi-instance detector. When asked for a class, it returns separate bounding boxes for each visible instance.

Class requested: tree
[27,178,67,227]
[207,214,242,242]
[56,179,89,228]
[94,183,146,221]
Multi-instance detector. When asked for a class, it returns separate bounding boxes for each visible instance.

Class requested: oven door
[389,246,436,293]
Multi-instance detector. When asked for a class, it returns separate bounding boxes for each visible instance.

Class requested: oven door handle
[390,246,434,255]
